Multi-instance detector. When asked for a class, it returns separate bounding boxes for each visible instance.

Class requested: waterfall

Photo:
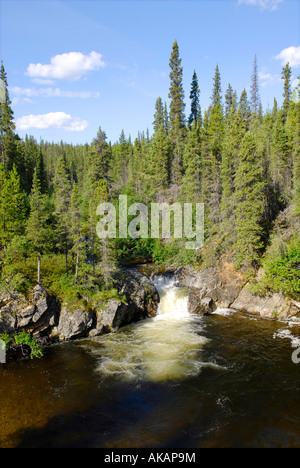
[91,273,209,382]
[152,273,190,320]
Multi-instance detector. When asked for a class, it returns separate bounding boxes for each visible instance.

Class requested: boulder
[52,307,94,341]
[95,299,128,333]
[52,269,160,340]
[232,286,299,319]
[0,285,59,336]
[113,269,160,318]
[177,261,245,310]
[187,291,215,315]
[0,269,160,345]
[94,269,160,334]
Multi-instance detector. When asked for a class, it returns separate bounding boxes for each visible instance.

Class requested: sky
[0,0,299,145]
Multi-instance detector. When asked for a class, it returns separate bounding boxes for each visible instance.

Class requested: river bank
[175,260,300,321]
[0,268,159,358]
[1,261,300,361]
[1,274,300,448]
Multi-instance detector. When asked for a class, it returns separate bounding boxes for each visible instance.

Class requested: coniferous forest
[0,40,300,309]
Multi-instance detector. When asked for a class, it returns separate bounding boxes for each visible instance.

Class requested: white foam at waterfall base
[211,308,237,317]
[93,275,212,382]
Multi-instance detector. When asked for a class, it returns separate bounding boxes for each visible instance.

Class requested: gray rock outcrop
[90,269,160,335]
[0,285,59,336]
[0,269,160,346]
[176,262,300,320]
[231,286,300,319]
[176,261,246,315]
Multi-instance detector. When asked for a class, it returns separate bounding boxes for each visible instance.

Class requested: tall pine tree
[292,79,300,212]
[153,97,165,132]
[26,168,50,283]
[250,55,260,116]
[188,70,200,128]
[53,155,72,273]
[168,40,186,135]
[234,132,265,265]
[3,165,27,243]
[281,62,292,121]
[0,62,17,172]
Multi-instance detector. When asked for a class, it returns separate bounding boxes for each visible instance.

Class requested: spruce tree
[153,97,165,133]
[211,64,222,108]
[0,163,6,249]
[210,64,224,152]
[127,135,149,198]
[3,165,27,243]
[281,62,292,121]
[220,102,245,226]
[270,111,290,204]
[109,130,131,192]
[234,132,265,265]
[168,40,186,138]
[292,80,300,212]
[180,122,202,203]
[202,65,224,231]
[0,62,16,172]
[167,41,186,190]
[89,179,116,284]
[163,102,169,134]
[69,183,86,283]
[238,89,251,126]
[250,55,260,116]
[53,155,72,273]
[224,83,237,120]
[89,127,111,186]
[35,149,48,194]
[147,126,171,198]
[188,70,200,127]
[26,168,50,283]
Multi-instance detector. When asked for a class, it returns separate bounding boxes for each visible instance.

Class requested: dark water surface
[1,278,300,448]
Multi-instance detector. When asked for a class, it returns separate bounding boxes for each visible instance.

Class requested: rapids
[1,272,300,448]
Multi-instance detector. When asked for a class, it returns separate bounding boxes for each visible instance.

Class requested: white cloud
[237,0,283,11]
[10,86,100,99]
[275,46,300,67]
[26,51,105,81]
[32,78,55,85]
[15,112,88,132]
[258,68,281,87]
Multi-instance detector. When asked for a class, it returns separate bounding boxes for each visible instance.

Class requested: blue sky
[1,0,299,145]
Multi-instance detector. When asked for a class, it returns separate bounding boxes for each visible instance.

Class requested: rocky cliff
[176,260,300,320]
[0,269,160,346]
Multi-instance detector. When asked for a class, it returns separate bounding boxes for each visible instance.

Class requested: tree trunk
[75,251,79,283]
[65,250,68,274]
[37,256,41,284]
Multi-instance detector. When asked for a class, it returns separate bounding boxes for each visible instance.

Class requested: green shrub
[0,332,12,348]
[13,330,44,359]
[259,236,300,299]
[0,330,43,359]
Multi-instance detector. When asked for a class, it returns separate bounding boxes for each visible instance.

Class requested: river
[0,273,300,448]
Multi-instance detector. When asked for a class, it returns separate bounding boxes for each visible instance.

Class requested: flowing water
[1,273,300,448]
